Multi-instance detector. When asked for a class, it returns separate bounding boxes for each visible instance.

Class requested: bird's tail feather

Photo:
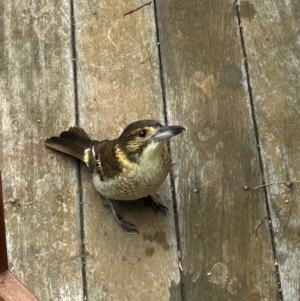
[45,127,92,162]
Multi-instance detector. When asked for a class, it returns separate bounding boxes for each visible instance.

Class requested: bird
[45,119,185,234]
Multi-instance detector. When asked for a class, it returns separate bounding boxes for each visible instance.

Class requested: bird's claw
[116,214,139,234]
[105,201,139,234]
[142,195,168,216]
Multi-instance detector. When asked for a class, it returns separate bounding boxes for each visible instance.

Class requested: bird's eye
[137,129,147,138]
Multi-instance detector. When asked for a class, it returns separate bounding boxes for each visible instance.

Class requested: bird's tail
[45,127,92,162]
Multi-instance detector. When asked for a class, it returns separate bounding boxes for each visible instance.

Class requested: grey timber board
[240,0,300,299]
[2,0,298,299]
[0,0,83,300]
[156,0,279,300]
[73,0,181,300]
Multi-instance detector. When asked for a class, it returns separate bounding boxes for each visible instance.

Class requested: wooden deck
[1,0,300,300]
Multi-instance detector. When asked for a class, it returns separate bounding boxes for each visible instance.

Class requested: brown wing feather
[85,139,122,180]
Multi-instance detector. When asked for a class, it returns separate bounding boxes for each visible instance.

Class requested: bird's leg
[142,195,168,216]
[106,200,139,234]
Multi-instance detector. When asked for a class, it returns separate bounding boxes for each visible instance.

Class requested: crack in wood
[235,1,283,299]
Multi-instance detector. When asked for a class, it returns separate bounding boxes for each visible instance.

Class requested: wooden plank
[156,0,279,299]
[74,0,181,300]
[239,0,300,299]
[0,271,40,301]
[0,1,83,300]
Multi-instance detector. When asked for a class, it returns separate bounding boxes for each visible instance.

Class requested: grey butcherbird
[45,120,185,234]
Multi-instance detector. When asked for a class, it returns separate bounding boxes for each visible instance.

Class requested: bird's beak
[154,125,186,142]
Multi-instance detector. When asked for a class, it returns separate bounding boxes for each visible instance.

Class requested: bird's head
[116,120,185,163]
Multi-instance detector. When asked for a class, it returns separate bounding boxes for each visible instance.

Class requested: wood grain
[156,0,279,299]
[74,0,181,300]
[0,1,83,300]
[240,0,300,299]
[0,271,40,301]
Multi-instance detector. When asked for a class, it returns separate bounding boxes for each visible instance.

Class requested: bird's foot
[142,195,168,216]
[105,200,139,234]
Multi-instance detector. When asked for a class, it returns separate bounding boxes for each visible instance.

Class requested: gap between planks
[235,1,283,299]
[70,0,88,300]
[152,1,186,300]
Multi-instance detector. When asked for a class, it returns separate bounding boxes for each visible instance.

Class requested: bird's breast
[93,150,171,200]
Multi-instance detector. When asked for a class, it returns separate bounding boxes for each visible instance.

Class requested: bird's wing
[90,139,123,181]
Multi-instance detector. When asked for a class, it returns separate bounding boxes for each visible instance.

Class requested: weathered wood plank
[0,1,83,300]
[156,0,279,299]
[74,1,181,300]
[240,0,300,299]
[0,271,40,301]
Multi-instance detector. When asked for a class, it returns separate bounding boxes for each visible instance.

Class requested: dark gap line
[235,2,283,300]
[152,1,185,300]
[70,0,88,300]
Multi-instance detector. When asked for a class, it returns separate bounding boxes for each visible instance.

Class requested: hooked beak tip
[154,125,185,142]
